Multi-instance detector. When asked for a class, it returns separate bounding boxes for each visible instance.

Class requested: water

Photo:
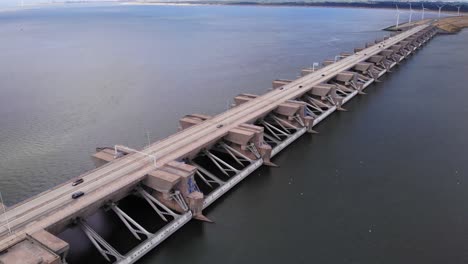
[1,4,467,264]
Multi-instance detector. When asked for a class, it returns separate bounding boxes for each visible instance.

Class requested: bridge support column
[223,123,273,166]
[0,237,66,264]
[29,229,69,264]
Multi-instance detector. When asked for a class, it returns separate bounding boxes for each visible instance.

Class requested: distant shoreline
[123,1,467,13]
[2,1,466,15]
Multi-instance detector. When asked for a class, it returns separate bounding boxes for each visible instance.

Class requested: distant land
[124,0,468,12]
[7,0,467,14]
[50,0,468,12]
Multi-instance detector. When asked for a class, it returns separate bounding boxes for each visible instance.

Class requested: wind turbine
[395,4,403,29]
[408,2,414,24]
[437,4,445,18]
[421,3,429,20]
[455,5,462,16]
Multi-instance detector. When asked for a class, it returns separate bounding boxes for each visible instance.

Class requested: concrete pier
[0,23,439,263]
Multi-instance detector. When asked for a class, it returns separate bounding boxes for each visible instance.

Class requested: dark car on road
[72,191,85,199]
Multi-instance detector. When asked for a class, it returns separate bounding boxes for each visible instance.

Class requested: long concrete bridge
[0,22,438,264]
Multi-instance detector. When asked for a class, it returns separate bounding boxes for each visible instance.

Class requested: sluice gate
[0,24,437,264]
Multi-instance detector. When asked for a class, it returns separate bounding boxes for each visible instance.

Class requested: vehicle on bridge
[72,178,84,186]
[71,191,85,199]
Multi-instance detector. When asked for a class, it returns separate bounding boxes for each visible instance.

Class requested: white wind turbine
[395,4,404,29]
[421,3,429,20]
[455,5,462,16]
[437,4,445,18]
[408,2,414,24]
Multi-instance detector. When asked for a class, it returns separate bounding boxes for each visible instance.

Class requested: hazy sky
[0,0,467,8]
[0,0,110,8]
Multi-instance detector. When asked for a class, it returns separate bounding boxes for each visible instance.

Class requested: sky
[0,0,467,8]
[0,0,118,8]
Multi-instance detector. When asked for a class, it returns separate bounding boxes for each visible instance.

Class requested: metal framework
[191,162,225,187]
[203,150,240,176]
[109,203,152,241]
[263,133,280,146]
[246,143,261,159]
[170,191,189,212]
[137,187,179,222]
[260,119,290,140]
[218,142,253,165]
[78,219,124,262]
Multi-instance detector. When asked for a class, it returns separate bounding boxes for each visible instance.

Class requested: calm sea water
[1,4,466,264]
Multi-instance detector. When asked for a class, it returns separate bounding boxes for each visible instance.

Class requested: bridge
[0,23,437,264]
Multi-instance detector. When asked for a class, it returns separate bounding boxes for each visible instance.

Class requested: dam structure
[0,23,438,264]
